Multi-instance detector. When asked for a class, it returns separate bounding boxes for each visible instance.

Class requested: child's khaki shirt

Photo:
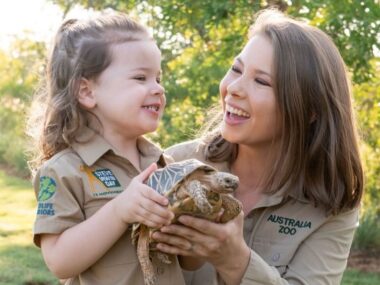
[166,140,359,285]
[33,127,185,285]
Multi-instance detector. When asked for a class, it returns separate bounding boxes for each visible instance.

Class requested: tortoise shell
[146,158,215,196]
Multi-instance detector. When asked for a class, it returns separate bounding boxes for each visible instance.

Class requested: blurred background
[0,0,379,284]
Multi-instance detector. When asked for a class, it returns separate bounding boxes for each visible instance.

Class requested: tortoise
[132,158,242,285]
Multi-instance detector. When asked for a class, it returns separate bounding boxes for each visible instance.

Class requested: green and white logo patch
[93,169,121,188]
[38,176,57,201]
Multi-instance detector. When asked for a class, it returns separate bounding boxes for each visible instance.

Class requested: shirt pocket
[252,238,298,275]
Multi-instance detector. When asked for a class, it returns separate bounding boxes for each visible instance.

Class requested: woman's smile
[223,103,250,125]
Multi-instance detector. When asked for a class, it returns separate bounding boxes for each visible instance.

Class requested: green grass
[0,170,59,285]
[342,270,380,284]
[0,169,379,285]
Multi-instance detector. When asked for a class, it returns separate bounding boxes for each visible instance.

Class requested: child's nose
[152,83,165,96]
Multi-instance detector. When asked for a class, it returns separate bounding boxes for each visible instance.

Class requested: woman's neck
[231,144,273,213]
[231,144,270,192]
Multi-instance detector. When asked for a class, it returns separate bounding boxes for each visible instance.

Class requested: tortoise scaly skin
[132,159,242,285]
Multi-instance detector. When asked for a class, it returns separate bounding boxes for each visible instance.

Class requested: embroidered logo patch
[37,202,55,216]
[92,169,121,188]
[38,176,57,201]
[267,214,312,235]
[37,176,56,216]
[80,165,123,197]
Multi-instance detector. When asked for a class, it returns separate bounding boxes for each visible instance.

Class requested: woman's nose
[227,78,244,98]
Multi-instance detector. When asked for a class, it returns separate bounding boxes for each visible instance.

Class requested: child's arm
[40,163,174,279]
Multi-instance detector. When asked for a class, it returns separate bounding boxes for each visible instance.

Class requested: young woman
[152,9,364,285]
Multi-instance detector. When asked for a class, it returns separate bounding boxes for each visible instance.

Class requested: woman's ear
[77,78,96,109]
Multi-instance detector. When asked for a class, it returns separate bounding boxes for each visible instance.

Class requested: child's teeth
[144,106,159,111]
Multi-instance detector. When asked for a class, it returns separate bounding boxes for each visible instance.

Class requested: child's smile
[142,103,162,117]
[82,40,165,140]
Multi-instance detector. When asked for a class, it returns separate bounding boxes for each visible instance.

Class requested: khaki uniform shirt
[33,127,185,285]
[166,140,359,285]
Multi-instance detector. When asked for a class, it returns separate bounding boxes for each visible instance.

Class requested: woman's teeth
[226,105,250,118]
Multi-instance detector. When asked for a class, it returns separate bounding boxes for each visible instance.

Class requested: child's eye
[255,78,271,87]
[231,65,242,74]
[134,75,146,81]
[156,77,161,84]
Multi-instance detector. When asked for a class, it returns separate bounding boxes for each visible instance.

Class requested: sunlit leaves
[0,39,46,176]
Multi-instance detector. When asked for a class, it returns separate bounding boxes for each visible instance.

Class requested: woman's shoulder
[165,139,207,162]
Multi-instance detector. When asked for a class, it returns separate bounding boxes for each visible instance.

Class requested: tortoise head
[212,172,239,193]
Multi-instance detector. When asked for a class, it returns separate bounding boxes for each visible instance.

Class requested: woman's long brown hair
[203,9,363,214]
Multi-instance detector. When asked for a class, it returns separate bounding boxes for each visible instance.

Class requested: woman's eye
[255,78,271,87]
[231,65,242,74]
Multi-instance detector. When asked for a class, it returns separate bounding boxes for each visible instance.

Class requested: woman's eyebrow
[235,57,272,78]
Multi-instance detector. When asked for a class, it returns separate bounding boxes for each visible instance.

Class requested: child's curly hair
[27,12,151,173]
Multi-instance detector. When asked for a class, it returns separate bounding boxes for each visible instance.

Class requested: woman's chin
[221,125,241,144]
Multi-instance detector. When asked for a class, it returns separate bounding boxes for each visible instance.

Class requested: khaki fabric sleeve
[165,140,205,162]
[241,208,359,285]
[33,159,85,246]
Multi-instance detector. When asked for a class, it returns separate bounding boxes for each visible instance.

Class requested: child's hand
[112,163,174,228]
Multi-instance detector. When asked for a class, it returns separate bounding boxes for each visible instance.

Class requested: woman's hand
[152,211,251,285]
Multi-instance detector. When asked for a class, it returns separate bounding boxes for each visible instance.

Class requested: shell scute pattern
[146,159,212,195]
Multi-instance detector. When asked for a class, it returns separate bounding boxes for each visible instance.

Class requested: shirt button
[272,253,280,262]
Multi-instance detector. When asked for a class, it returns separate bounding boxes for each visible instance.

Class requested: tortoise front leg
[186,180,212,214]
[219,194,243,223]
[137,225,157,285]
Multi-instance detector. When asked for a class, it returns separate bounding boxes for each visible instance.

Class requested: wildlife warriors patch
[37,176,56,216]
[38,176,57,201]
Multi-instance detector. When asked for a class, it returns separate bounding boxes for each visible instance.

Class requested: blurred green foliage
[51,0,380,146]
[0,1,379,234]
[354,63,380,214]
[0,39,45,177]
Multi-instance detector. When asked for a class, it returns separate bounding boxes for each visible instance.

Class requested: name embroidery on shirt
[267,214,312,235]
[37,176,56,216]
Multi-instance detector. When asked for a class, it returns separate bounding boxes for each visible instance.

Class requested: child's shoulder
[38,148,83,175]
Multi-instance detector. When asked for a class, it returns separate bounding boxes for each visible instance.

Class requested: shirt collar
[71,127,112,166]
[252,184,309,211]
[70,126,164,168]
[137,136,164,170]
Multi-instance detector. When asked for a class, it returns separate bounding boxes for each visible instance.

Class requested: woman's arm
[153,208,358,285]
